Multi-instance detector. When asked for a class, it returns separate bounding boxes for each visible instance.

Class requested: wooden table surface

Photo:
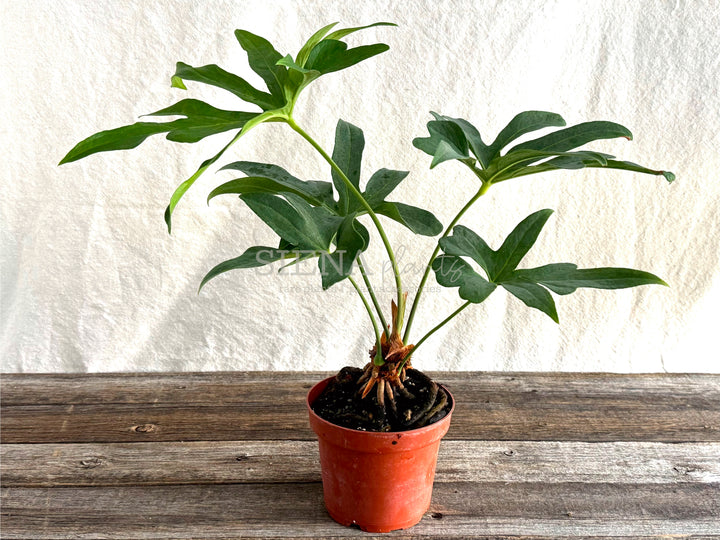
[1,371,719,539]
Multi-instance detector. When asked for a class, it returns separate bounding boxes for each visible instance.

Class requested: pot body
[307,376,454,532]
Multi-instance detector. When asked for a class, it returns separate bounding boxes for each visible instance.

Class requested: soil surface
[311,367,452,432]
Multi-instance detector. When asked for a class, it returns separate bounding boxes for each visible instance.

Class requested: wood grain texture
[2,372,719,443]
[3,372,718,405]
[2,372,719,539]
[2,482,719,538]
[2,440,719,487]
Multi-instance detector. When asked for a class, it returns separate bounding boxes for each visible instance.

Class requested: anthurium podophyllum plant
[61,22,673,431]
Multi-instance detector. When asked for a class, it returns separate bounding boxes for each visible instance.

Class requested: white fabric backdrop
[2,0,718,373]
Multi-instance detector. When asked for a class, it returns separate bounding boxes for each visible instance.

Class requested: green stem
[357,256,389,336]
[398,301,471,372]
[403,177,491,343]
[348,276,384,365]
[287,117,405,331]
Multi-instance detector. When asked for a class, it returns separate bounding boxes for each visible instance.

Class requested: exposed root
[360,375,377,399]
[355,362,449,430]
[404,380,438,427]
[385,382,397,416]
[350,297,450,430]
[395,378,414,400]
[377,379,386,408]
[416,387,448,427]
[357,366,372,386]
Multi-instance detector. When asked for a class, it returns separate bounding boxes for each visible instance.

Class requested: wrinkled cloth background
[2,0,718,373]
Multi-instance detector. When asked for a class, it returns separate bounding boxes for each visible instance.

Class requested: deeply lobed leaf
[363,168,409,207]
[59,99,258,164]
[62,22,396,235]
[415,111,674,187]
[434,210,667,322]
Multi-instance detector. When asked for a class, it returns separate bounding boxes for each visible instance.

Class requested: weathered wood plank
[2,440,719,487]
[0,371,330,406]
[0,403,315,443]
[2,398,718,443]
[3,372,718,406]
[2,482,719,538]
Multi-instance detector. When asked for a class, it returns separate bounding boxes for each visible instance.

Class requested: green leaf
[508,121,632,154]
[163,135,237,233]
[493,209,554,280]
[501,280,559,323]
[172,62,280,110]
[432,255,497,303]
[276,54,318,74]
[295,22,339,67]
[430,140,470,169]
[59,99,258,164]
[144,99,259,143]
[60,121,183,165]
[501,154,675,184]
[439,225,497,279]
[488,111,566,159]
[240,193,342,251]
[305,39,390,74]
[216,161,334,207]
[207,176,330,208]
[486,149,609,183]
[331,119,365,215]
[234,29,288,99]
[320,216,370,290]
[375,201,443,236]
[429,112,492,167]
[170,76,187,90]
[580,159,675,183]
[325,22,397,41]
[162,108,287,233]
[437,211,667,322]
[412,119,470,168]
[438,210,554,284]
[513,264,668,294]
[199,246,296,291]
[363,168,409,207]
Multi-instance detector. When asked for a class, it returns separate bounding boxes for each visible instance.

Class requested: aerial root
[377,379,386,408]
[385,381,397,415]
[395,378,414,400]
[405,381,438,426]
[416,386,448,427]
[357,365,372,386]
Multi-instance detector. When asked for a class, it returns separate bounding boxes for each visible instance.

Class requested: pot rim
[306,375,455,439]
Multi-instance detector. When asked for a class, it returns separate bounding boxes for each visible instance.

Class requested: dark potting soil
[311,366,452,432]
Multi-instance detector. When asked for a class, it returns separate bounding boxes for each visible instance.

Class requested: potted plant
[59,21,674,532]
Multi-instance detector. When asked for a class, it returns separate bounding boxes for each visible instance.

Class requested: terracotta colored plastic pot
[307,376,454,532]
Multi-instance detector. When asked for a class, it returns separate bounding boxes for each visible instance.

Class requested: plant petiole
[398,300,472,373]
[286,116,405,334]
[348,276,385,366]
[402,177,491,343]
